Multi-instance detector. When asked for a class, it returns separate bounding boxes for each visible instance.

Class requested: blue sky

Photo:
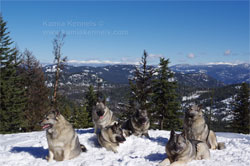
[1,0,249,65]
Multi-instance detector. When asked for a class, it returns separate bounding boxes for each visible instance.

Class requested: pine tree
[52,32,67,108]
[20,49,50,131]
[85,85,97,126]
[231,83,250,134]
[61,104,72,122]
[129,50,154,112]
[0,15,27,133]
[73,105,90,128]
[151,58,182,130]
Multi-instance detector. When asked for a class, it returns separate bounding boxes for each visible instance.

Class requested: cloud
[148,54,163,59]
[224,49,231,56]
[187,53,195,59]
[68,59,139,65]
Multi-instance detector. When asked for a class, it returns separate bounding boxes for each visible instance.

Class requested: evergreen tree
[151,58,182,130]
[20,49,50,131]
[85,85,97,126]
[129,50,154,112]
[52,32,67,108]
[61,104,72,122]
[0,15,27,133]
[73,105,90,128]
[231,83,250,134]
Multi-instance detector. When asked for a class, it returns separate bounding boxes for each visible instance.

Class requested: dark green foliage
[0,15,27,133]
[128,50,154,112]
[151,58,182,130]
[20,49,50,131]
[73,105,90,129]
[61,104,72,121]
[231,83,250,134]
[85,85,97,125]
[57,96,91,128]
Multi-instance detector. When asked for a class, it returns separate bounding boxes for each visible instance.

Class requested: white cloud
[187,53,195,59]
[148,54,163,59]
[68,59,139,65]
[224,49,231,56]
[206,60,247,65]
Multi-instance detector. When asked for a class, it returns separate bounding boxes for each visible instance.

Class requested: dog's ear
[112,122,119,131]
[181,132,187,139]
[197,104,203,111]
[102,97,106,105]
[117,121,122,128]
[170,130,175,138]
[97,96,106,106]
[55,109,60,119]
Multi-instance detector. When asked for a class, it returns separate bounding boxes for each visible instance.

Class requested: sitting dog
[40,110,87,161]
[183,105,225,150]
[159,130,210,166]
[97,122,126,153]
[122,109,150,138]
[92,101,117,134]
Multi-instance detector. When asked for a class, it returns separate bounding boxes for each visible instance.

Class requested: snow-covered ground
[0,129,250,166]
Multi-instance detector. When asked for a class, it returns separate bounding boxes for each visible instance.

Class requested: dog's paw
[46,156,53,162]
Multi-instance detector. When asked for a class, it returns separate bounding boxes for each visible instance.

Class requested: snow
[0,129,250,166]
[182,93,200,101]
[103,68,109,71]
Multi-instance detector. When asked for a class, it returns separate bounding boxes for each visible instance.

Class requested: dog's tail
[80,144,87,152]
[217,142,226,150]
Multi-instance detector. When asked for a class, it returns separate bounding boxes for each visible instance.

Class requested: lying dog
[40,110,87,161]
[159,130,210,166]
[97,122,126,153]
[122,109,150,138]
[92,102,117,134]
[183,105,225,150]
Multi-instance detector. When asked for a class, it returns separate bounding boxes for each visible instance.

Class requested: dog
[159,130,210,166]
[183,105,225,150]
[40,110,87,162]
[97,122,126,153]
[92,101,118,134]
[122,109,150,138]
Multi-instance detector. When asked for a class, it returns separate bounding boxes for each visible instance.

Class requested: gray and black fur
[92,102,118,134]
[97,122,126,153]
[159,130,210,166]
[122,109,150,138]
[40,110,87,162]
[184,105,225,150]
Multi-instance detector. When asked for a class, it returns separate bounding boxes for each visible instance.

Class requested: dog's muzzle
[41,124,52,130]
[116,136,126,143]
[97,111,105,117]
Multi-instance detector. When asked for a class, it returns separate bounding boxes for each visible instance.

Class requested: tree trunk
[53,60,60,106]
[160,118,164,130]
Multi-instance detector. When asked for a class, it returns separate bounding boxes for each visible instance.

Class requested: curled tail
[217,142,226,150]
[80,144,87,152]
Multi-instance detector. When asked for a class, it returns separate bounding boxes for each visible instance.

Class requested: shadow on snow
[76,128,94,135]
[145,152,166,162]
[149,136,168,146]
[10,146,48,159]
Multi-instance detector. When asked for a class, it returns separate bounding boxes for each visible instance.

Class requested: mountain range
[43,63,250,88]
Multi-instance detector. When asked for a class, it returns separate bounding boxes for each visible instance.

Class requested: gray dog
[92,102,117,134]
[183,105,225,150]
[97,122,126,153]
[159,130,210,166]
[40,110,87,162]
[122,109,150,138]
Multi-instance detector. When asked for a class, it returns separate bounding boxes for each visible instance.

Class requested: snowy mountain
[170,63,250,84]
[43,64,224,88]
[1,128,249,166]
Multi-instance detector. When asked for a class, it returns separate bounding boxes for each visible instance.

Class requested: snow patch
[0,129,250,166]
